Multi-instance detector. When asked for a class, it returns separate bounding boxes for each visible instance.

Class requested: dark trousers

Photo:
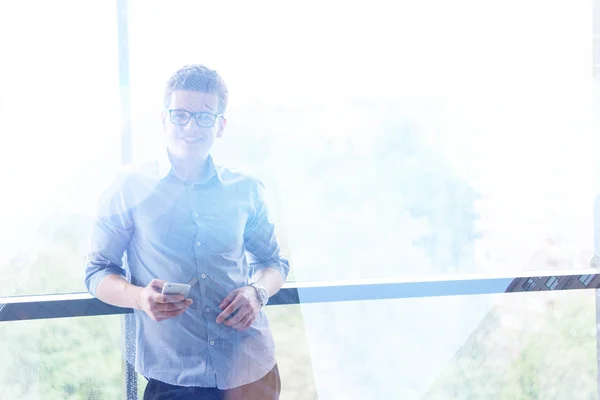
[143,365,281,400]
[143,379,223,400]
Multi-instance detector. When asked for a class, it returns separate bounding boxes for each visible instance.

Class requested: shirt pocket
[134,194,175,248]
[134,188,196,254]
[167,211,197,251]
[162,200,198,255]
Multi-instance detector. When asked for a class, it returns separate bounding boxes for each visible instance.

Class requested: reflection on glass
[296,290,596,399]
[580,275,594,286]
[0,306,317,399]
[422,291,597,399]
[265,305,318,400]
[0,315,122,399]
[545,276,559,290]
[0,291,594,399]
[523,278,536,291]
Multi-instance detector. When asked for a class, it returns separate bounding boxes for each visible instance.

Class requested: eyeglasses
[168,109,222,128]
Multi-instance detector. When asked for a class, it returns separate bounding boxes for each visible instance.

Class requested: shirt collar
[156,150,223,184]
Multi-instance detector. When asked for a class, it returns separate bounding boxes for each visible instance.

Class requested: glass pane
[297,290,597,399]
[0,2,121,296]
[0,304,318,399]
[126,0,596,283]
[266,304,318,399]
[2,291,595,399]
[0,315,123,399]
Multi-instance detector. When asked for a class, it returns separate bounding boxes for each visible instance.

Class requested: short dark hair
[164,64,228,114]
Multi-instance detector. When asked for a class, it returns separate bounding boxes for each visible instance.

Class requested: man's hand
[137,279,193,322]
[216,286,261,331]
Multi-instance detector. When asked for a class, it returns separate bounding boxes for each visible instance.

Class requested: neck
[169,153,210,182]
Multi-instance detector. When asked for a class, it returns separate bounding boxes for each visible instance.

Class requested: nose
[183,117,201,132]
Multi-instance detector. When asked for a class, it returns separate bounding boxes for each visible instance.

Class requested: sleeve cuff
[86,268,127,297]
[251,259,290,282]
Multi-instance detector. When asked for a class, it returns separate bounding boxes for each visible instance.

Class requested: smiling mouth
[182,136,203,143]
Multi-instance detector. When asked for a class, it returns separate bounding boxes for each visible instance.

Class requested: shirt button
[209,341,215,346]
[201,274,207,279]
[196,241,202,247]
[193,212,200,218]
[205,307,211,313]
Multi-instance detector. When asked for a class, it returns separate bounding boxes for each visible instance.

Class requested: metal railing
[2,268,598,322]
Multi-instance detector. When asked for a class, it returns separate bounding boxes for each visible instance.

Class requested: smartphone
[161,282,191,299]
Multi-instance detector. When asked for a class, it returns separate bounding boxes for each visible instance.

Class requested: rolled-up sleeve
[84,177,134,297]
[244,179,290,282]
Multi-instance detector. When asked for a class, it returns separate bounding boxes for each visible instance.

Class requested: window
[0,315,123,398]
[545,276,559,290]
[124,0,596,284]
[522,278,536,291]
[0,2,120,297]
[579,274,594,286]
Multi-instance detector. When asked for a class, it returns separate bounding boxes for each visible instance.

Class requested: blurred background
[0,0,597,398]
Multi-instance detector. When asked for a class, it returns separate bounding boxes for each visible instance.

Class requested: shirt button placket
[190,191,210,335]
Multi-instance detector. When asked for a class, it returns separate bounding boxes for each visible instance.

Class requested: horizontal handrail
[1,268,599,322]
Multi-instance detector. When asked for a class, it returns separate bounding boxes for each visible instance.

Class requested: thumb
[149,278,167,292]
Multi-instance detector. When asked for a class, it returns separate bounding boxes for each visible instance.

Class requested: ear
[161,110,166,125]
[216,117,227,138]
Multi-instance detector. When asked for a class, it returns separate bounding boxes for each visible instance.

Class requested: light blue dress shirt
[84,154,290,389]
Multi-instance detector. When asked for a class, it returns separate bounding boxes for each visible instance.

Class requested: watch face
[257,286,269,305]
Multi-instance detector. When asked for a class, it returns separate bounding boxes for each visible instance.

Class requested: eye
[170,111,190,123]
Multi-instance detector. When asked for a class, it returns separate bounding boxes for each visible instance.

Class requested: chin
[169,146,203,159]
[183,148,209,160]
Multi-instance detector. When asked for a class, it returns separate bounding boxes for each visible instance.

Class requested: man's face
[163,90,225,160]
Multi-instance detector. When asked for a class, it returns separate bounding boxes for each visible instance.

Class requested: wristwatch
[249,282,269,307]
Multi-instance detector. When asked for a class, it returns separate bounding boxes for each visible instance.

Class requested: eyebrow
[171,104,215,112]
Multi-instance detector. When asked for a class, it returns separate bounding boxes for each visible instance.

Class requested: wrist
[126,284,144,310]
[248,282,269,307]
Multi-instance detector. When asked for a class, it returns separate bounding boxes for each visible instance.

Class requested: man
[85,64,289,400]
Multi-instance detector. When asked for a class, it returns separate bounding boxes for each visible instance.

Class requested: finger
[149,279,167,292]
[155,307,189,321]
[156,301,192,316]
[153,293,186,304]
[232,313,253,331]
[225,307,249,327]
[219,291,237,310]
[153,299,192,312]
[217,297,242,323]
[152,307,187,321]
[243,315,255,329]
